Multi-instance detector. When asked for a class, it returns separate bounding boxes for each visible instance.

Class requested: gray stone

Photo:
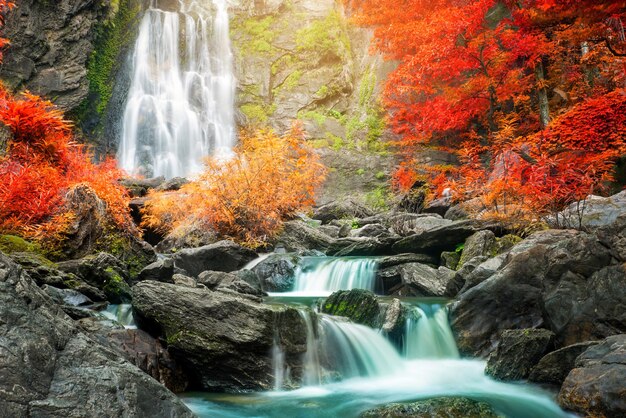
[529,341,601,385]
[312,199,374,224]
[360,397,500,418]
[42,285,92,307]
[559,335,626,418]
[0,254,193,417]
[321,289,381,328]
[252,253,301,292]
[172,240,257,277]
[132,281,308,391]
[172,273,197,288]
[137,257,176,283]
[441,251,461,270]
[551,191,626,229]
[458,230,496,267]
[485,329,555,381]
[350,223,392,239]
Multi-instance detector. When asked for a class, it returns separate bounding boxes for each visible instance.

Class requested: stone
[132,281,308,391]
[275,220,336,253]
[485,329,555,381]
[155,177,189,192]
[321,289,381,328]
[551,190,626,229]
[441,251,461,270]
[197,270,236,289]
[137,257,176,283]
[120,177,166,197]
[87,326,189,393]
[457,255,506,295]
[350,223,393,239]
[172,274,197,288]
[378,253,439,269]
[422,196,453,217]
[172,240,257,277]
[458,230,496,267]
[559,335,626,418]
[252,253,301,292]
[312,199,374,224]
[396,263,454,297]
[0,253,193,417]
[388,214,451,237]
[392,220,496,255]
[450,229,618,357]
[42,285,92,307]
[360,397,500,418]
[529,341,601,385]
[381,298,406,342]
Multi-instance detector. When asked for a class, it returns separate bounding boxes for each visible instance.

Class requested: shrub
[142,125,327,248]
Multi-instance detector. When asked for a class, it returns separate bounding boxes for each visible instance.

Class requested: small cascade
[290,257,379,296]
[118,0,236,178]
[299,309,322,386]
[101,304,137,329]
[403,304,459,359]
[271,334,288,391]
[318,315,403,379]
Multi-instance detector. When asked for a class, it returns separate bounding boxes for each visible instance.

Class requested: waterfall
[117,0,236,178]
[290,257,379,296]
[299,309,322,386]
[101,304,137,329]
[403,303,460,359]
[318,315,403,379]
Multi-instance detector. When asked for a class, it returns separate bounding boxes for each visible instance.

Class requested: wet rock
[42,285,92,307]
[529,341,601,385]
[360,397,500,418]
[89,327,189,393]
[559,335,626,418]
[458,230,496,267]
[132,281,307,391]
[485,329,555,381]
[137,257,176,283]
[396,263,454,297]
[252,253,301,292]
[381,298,406,342]
[392,220,495,255]
[0,253,193,417]
[450,229,617,357]
[172,240,257,277]
[312,199,374,224]
[321,289,381,327]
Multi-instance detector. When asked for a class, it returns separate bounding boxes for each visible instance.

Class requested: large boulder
[172,240,257,277]
[392,220,496,255]
[552,191,626,230]
[485,329,555,381]
[275,220,336,253]
[450,229,618,357]
[321,289,381,327]
[252,253,302,292]
[0,254,193,417]
[458,230,496,267]
[137,257,176,283]
[360,397,500,418]
[132,281,308,391]
[559,335,626,418]
[312,199,374,224]
[529,341,601,385]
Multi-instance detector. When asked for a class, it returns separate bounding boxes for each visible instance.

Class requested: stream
[179,256,573,418]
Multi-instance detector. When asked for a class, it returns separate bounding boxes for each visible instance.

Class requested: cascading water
[117,0,236,178]
[288,257,379,296]
[403,303,460,359]
[101,304,137,329]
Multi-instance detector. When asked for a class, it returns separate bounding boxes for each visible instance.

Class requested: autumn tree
[142,126,327,248]
[347,0,626,221]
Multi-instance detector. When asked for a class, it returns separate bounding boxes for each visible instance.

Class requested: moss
[298,110,327,126]
[295,11,351,60]
[85,0,141,116]
[103,267,132,302]
[241,103,276,125]
[0,235,39,254]
[232,16,277,56]
[273,70,303,96]
[365,186,392,211]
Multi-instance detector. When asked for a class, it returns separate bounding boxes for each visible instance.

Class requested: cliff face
[1,0,396,204]
[0,0,109,111]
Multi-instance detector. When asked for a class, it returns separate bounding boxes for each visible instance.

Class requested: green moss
[273,70,303,96]
[375,171,386,180]
[241,103,276,125]
[232,16,277,56]
[295,11,351,60]
[365,186,392,211]
[0,235,39,254]
[103,267,132,302]
[298,110,327,126]
[85,0,141,116]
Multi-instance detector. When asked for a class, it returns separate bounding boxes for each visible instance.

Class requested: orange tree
[0,2,131,245]
[142,126,327,248]
[346,0,626,220]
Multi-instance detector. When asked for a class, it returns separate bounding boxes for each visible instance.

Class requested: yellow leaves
[142,126,327,248]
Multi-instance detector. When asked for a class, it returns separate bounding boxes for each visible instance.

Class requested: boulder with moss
[360,397,500,418]
[321,289,381,327]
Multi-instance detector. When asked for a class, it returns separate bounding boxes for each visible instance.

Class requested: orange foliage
[347,0,626,220]
[0,90,131,240]
[142,126,327,248]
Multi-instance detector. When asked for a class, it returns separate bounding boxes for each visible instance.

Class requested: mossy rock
[360,397,501,418]
[0,235,40,254]
[321,289,381,328]
[103,267,132,303]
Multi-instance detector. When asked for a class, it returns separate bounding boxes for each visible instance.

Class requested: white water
[101,304,137,329]
[300,309,322,386]
[118,0,236,178]
[285,257,379,297]
[403,303,460,359]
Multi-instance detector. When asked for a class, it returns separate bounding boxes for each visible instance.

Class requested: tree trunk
[535,61,551,128]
